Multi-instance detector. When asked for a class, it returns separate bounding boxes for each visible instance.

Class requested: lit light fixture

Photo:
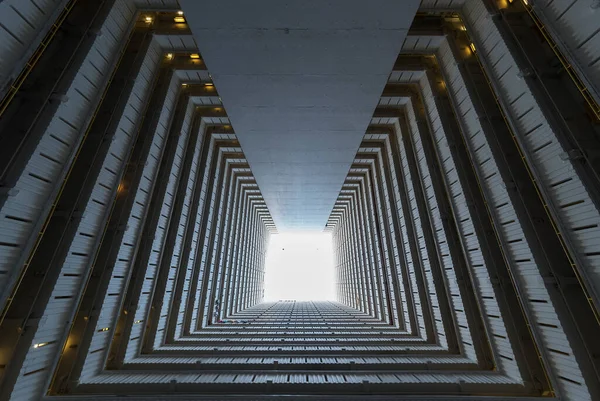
[182,83,188,87]
[459,24,467,31]
[522,0,529,5]
[204,83,214,87]
[100,327,110,332]
[174,16,186,23]
[177,10,184,15]
[134,320,143,324]
[144,15,153,23]
[33,342,49,349]
[166,53,173,60]
[189,53,200,59]
[469,42,477,53]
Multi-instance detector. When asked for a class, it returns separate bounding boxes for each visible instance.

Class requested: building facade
[0,0,599,400]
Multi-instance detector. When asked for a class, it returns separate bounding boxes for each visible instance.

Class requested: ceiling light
[33,342,49,349]
[205,83,214,87]
[174,16,186,23]
[177,10,184,15]
[190,53,200,59]
[166,53,173,60]
[100,327,110,332]
[144,16,153,23]
[469,43,477,53]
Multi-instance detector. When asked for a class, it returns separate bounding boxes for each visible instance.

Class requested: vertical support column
[221,175,249,318]
[231,192,251,315]
[403,109,495,367]
[141,111,209,350]
[164,125,222,339]
[183,143,230,331]
[349,184,375,317]
[108,105,203,365]
[240,203,258,311]
[464,2,600,313]
[343,202,360,311]
[225,180,247,317]
[202,151,245,326]
[355,169,387,321]
[47,42,165,393]
[364,144,406,327]
[365,163,396,323]
[0,0,117,209]
[446,30,600,392]
[492,2,600,189]
[394,122,461,351]
[205,161,241,325]
[418,72,550,391]
[335,201,351,309]
[0,31,153,401]
[171,133,219,336]
[381,134,437,340]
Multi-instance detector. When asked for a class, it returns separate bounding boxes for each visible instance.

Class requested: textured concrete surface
[180,0,419,229]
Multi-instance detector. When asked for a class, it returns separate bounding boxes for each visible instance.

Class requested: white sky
[263,232,336,302]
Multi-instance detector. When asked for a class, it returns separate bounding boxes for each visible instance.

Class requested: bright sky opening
[263,232,335,302]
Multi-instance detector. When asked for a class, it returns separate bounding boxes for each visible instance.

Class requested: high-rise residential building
[0,1,599,400]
